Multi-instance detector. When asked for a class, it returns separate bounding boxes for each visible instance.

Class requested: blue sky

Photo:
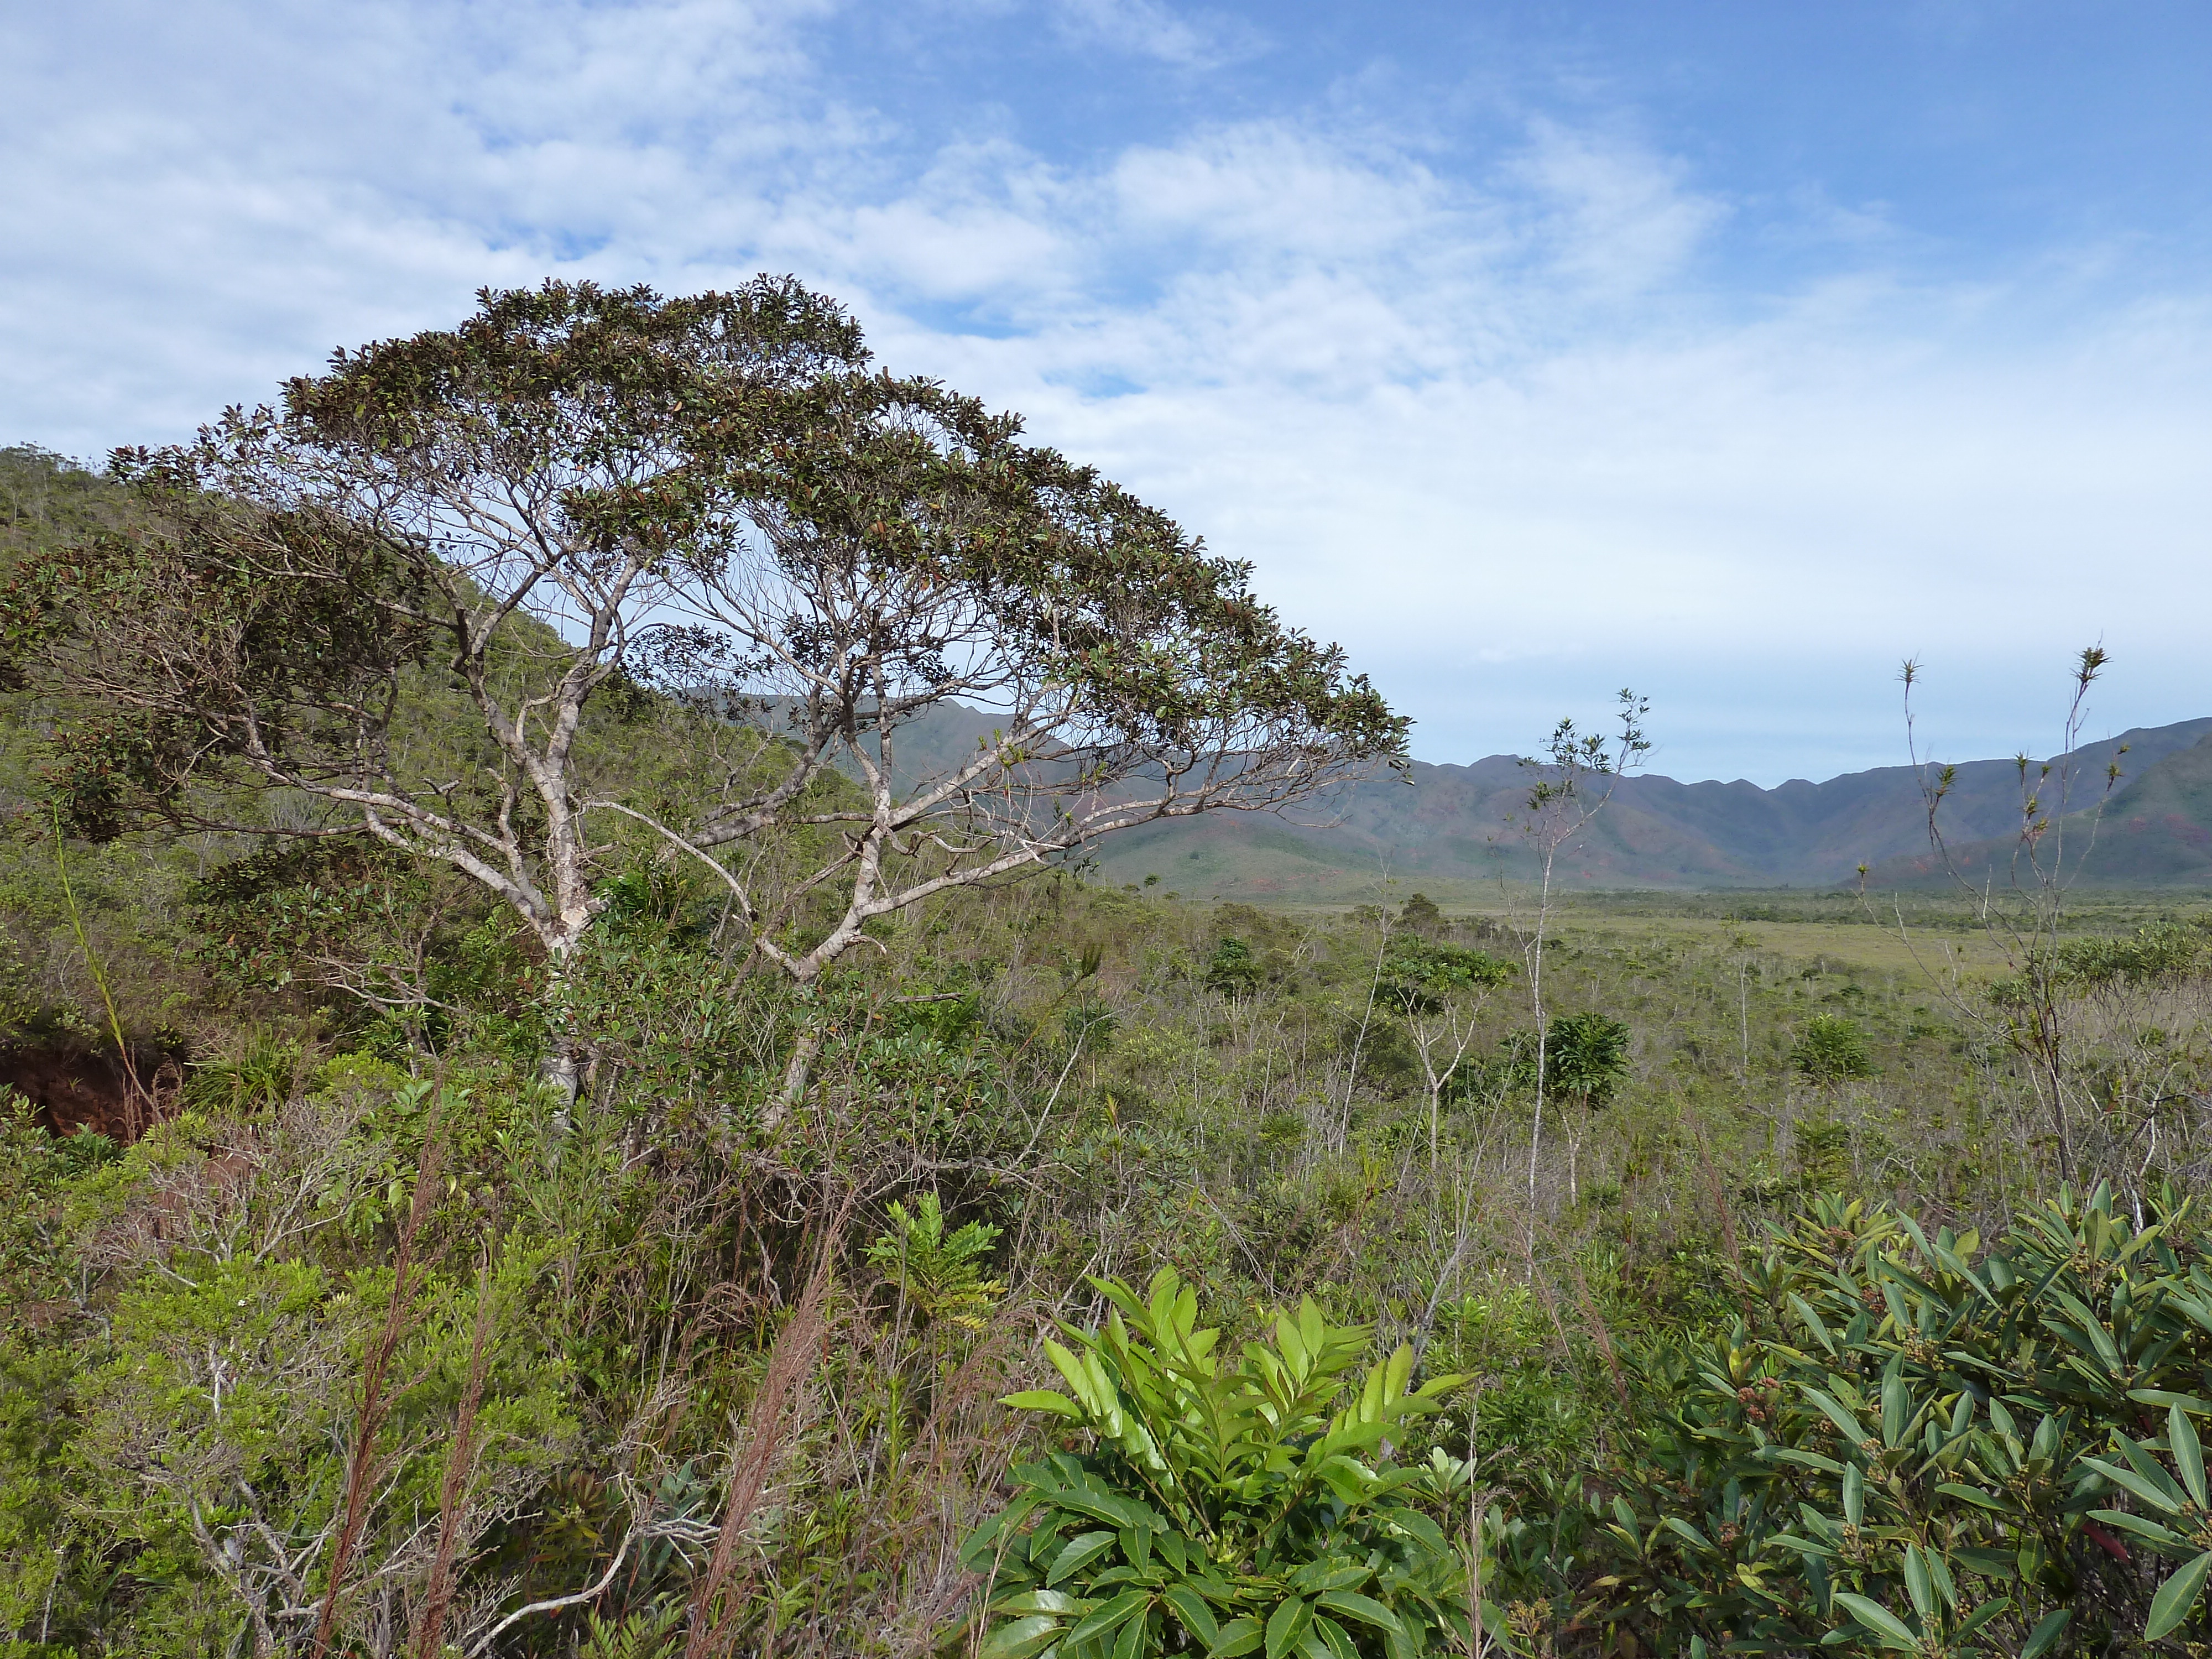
[5,1,2210,784]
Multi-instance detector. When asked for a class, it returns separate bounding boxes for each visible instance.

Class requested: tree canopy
[13,280,1406,995]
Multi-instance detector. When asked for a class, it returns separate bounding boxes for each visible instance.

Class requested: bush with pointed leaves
[963,1270,1474,1659]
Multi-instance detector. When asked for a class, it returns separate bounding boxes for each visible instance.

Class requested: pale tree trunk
[536,925,592,1123]
[768,1028,821,1131]
[1413,1009,1480,1178]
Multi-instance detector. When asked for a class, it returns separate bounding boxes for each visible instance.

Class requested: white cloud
[1500,119,1726,300]
[4,0,2209,782]
[1048,0,1263,67]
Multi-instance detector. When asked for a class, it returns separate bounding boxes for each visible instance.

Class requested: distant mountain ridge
[813,698,2212,898]
[1072,716,2212,899]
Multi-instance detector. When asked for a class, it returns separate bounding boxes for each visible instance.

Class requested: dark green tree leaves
[19,280,1405,1002]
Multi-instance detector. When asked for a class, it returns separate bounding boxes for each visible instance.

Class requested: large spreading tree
[18,279,1406,1096]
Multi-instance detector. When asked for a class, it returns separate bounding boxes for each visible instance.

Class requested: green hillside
[1078,721,2212,899]
[1863,732,2212,890]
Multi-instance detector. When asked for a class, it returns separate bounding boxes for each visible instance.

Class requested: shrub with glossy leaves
[1498,1186,2212,1656]
[962,1270,1475,1659]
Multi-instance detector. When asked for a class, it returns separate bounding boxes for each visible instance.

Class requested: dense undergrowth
[13,438,2212,1659]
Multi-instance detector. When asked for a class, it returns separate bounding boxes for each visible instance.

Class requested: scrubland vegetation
[9,286,2212,1659]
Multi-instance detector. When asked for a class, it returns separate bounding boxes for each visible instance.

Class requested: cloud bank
[5,0,2209,782]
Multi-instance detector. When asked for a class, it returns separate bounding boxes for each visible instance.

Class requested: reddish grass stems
[311,1084,453,1657]
[682,1191,855,1659]
[1567,1261,1631,1411]
[1686,1116,1746,1298]
[411,1240,500,1659]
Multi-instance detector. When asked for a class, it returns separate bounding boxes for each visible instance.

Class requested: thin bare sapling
[1872,648,2124,1181]
[1505,690,1648,1243]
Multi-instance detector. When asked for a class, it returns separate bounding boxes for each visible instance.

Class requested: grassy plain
[1240,884,2208,980]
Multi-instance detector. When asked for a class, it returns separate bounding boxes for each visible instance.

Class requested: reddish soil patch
[2,1044,180,1141]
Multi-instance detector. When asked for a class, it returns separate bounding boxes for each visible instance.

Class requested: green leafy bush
[963,1270,1474,1658]
[1380,941,1512,1009]
[1546,1012,1631,1107]
[2059,919,2212,987]
[1491,1186,2212,1656]
[1206,938,1263,996]
[1474,1013,1630,1106]
[1791,1013,1875,1082]
[865,1192,1005,1330]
